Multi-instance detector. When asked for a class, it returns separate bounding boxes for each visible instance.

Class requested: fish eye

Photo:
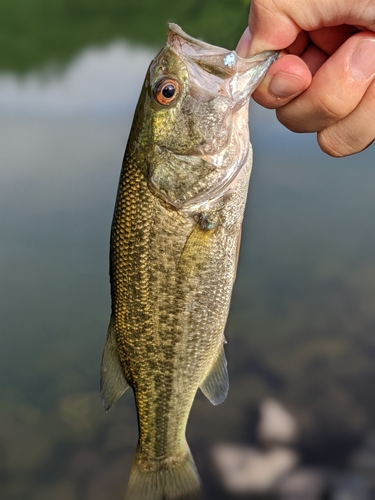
[153,78,179,106]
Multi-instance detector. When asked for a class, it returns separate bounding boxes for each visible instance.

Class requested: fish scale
[100,23,278,500]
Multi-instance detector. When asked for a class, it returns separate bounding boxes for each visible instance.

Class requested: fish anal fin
[200,345,229,406]
[100,320,129,411]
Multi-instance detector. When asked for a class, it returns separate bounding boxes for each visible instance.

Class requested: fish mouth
[168,23,228,54]
[167,23,278,102]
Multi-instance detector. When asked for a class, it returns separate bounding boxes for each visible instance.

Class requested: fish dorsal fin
[200,345,229,405]
[100,320,129,411]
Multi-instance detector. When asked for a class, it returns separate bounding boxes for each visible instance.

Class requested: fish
[100,23,277,500]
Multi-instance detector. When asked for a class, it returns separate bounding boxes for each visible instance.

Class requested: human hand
[237,0,375,157]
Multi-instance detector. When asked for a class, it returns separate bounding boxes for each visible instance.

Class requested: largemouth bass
[100,24,277,500]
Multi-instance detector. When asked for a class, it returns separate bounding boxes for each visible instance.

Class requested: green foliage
[0,0,250,73]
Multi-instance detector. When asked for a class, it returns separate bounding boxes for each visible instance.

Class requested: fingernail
[269,72,305,98]
[350,39,375,80]
[236,28,252,58]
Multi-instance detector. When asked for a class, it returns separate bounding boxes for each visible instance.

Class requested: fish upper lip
[168,23,224,53]
[168,23,278,68]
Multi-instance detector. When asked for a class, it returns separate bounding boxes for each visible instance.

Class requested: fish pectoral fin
[100,321,129,411]
[178,223,216,278]
[200,345,229,406]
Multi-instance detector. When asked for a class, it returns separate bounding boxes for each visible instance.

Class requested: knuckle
[317,128,357,158]
[251,0,278,17]
[315,93,350,124]
[276,92,355,135]
[318,82,375,157]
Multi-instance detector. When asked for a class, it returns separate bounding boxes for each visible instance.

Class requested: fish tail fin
[125,444,202,500]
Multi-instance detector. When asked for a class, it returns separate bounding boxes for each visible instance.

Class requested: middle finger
[276,32,375,133]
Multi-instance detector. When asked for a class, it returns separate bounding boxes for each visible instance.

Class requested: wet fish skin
[100,24,277,500]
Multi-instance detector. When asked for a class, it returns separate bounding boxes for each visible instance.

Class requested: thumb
[239,0,375,56]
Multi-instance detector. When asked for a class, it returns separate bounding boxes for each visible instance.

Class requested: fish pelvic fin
[125,445,202,500]
[100,319,129,411]
[200,345,229,405]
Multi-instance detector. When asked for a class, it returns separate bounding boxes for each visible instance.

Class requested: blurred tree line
[0,0,250,73]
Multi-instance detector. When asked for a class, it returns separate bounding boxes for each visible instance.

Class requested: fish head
[136,24,278,210]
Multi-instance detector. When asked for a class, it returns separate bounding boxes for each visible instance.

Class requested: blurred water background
[1,1,375,499]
